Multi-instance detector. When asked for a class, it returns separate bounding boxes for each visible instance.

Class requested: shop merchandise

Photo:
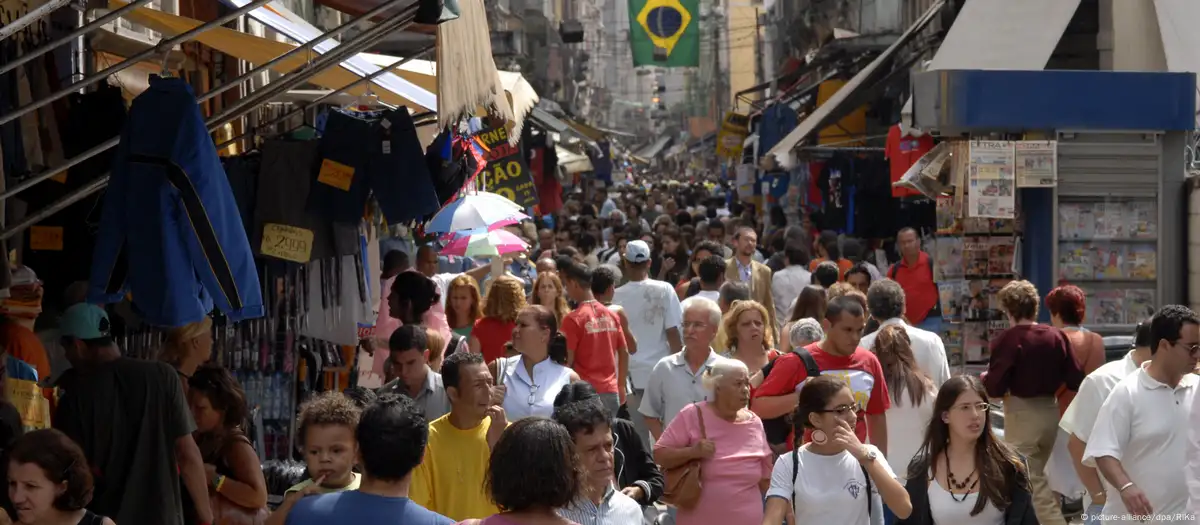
[886,124,934,198]
[90,75,264,327]
[307,107,441,225]
[252,139,358,261]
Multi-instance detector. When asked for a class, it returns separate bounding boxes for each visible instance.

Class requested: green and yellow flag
[629,0,700,67]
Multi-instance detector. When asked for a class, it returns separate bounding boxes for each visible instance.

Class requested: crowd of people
[0,181,1193,525]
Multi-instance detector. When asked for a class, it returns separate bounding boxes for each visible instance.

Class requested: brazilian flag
[629,0,700,67]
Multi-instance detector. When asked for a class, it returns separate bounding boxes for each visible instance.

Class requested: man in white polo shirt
[1060,321,1153,524]
[860,279,951,387]
[639,296,724,440]
[613,240,683,448]
[1084,305,1199,524]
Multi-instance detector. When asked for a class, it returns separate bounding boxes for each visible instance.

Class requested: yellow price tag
[317,159,355,191]
[29,226,64,251]
[261,223,314,263]
[49,172,67,183]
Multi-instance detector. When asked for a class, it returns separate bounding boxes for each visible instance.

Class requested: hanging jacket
[89,75,263,326]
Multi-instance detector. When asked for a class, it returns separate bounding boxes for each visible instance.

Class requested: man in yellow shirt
[410,351,507,520]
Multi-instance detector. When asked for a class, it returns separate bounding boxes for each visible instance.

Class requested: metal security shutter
[1056,131,1161,197]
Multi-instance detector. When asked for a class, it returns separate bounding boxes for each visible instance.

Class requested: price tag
[316,159,355,191]
[49,172,67,184]
[382,142,391,155]
[260,223,314,263]
[29,226,64,251]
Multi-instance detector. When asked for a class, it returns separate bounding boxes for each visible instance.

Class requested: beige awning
[557,146,593,174]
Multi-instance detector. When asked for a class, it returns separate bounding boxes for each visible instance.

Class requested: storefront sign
[29,226,63,251]
[1014,140,1057,187]
[261,223,314,263]
[967,141,1016,219]
[475,126,539,207]
[716,112,750,159]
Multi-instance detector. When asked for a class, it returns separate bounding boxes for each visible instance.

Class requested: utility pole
[711,0,721,122]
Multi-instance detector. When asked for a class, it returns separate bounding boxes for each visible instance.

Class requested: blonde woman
[531,272,571,326]
[720,300,780,394]
[469,275,526,364]
[446,275,483,339]
[425,328,447,372]
[160,317,214,393]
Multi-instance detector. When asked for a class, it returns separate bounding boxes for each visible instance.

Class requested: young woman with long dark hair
[898,375,1037,525]
[873,325,936,524]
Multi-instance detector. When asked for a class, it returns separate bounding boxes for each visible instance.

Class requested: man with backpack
[889,227,940,334]
[750,297,891,454]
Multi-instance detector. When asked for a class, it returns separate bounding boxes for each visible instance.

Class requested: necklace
[944,454,979,503]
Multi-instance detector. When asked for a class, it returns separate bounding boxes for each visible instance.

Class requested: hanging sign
[967,141,1016,219]
[716,112,750,159]
[316,159,355,191]
[260,223,314,263]
[475,126,539,207]
[1014,140,1057,188]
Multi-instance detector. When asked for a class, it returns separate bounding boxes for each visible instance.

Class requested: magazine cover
[1089,290,1126,325]
[936,195,961,235]
[964,322,989,363]
[1059,204,1081,239]
[960,279,989,320]
[939,281,963,321]
[1097,202,1129,239]
[990,218,1015,234]
[987,319,1009,347]
[1092,244,1125,279]
[935,238,965,281]
[1124,244,1156,280]
[943,324,964,371]
[964,238,990,277]
[988,237,1016,275]
[1130,200,1157,239]
[1124,289,1156,324]
[1059,243,1094,281]
[963,217,991,235]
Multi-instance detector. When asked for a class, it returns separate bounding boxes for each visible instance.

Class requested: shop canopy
[764,0,946,167]
[528,105,601,148]
[633,135,673,161]
[556,146,594,174]
[898,0,1083,124]
[112,0,436,110]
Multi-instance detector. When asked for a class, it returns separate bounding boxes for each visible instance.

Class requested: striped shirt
[556,485,643,525]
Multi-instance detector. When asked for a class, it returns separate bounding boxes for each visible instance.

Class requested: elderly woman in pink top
[654,358,773,525]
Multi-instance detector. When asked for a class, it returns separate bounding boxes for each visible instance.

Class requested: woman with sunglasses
[490,305,579,421]
[898,375,1037,525]
[763,375,910,525]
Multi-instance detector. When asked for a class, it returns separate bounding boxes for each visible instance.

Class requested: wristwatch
[861,446,877,463]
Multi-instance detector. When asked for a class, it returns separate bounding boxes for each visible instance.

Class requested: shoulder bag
[661,403,707,511]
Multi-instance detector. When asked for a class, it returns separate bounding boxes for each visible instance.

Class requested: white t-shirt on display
[885,388,936,481]
[767,444,890,525]
[1082,365,1198,524]
[613,278,684,389]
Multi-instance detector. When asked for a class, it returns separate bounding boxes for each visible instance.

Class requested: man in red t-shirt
[751,296,890,452]
[560,262,628,416]
[890,227,940,334]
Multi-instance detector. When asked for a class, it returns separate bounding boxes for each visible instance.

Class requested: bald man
[536,258,557,275]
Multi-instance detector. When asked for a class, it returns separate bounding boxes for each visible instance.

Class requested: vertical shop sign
[716,112,750,159]
[475,127,539,207]
[967,141,1016,219]
[1014,140,1057,187]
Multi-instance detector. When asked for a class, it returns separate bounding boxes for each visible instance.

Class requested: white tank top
[497,355,573,421]
[927,476,1005,525]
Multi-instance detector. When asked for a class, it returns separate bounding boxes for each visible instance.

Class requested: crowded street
[0,0,1198,524]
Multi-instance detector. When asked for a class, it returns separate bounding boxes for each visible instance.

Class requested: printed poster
[1014,140,1057,187]
[475,126,539,207]
[968,141,1016,219]
[716,112,751,159]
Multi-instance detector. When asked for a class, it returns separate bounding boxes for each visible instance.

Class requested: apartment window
[112,0,178,43]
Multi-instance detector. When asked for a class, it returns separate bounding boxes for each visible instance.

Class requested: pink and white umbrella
[441,229,529,258]
[438,218,519,243]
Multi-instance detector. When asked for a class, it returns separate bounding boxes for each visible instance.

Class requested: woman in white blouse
[898,375,1037,525]
[872,325,937,524]
[489,304,579,421]
[763,375,911,525]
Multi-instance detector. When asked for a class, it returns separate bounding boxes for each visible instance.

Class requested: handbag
[661,402,707,511]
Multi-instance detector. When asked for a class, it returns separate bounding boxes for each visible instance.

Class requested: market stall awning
[357,52,538,141]
[529,107,569,134]
[112,0,436,110]
[900,0,1083,122]
[565,119,607,142]
[765,0,946,166]
[634,135,673,160]
[556,145,594,174]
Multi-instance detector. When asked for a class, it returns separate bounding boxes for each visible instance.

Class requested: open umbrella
[441,229,529,258]
[438,218,519,243]
[426,192,525,233]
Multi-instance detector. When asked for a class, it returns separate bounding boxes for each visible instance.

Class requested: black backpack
[761,347,821,446]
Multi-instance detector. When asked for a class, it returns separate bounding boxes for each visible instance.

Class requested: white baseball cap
[624,240,651,263]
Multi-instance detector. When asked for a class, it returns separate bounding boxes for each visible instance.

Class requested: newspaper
[1014,140,1057,187]
[968,141,1016,219]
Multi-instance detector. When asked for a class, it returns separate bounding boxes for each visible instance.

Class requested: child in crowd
[265,392,363,525]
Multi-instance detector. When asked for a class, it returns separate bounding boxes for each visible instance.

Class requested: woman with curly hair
[8,429,115,525]
[188,366,268,521]
[720,300,780,394]
[470,276,527,364]
[530,273,570,326]
[446,275,483,339]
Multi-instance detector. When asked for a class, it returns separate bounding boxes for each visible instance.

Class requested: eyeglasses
[952,402,992,414]
[682,321,709,330]
[816,404,856,415]
[1176,341,1200,356]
